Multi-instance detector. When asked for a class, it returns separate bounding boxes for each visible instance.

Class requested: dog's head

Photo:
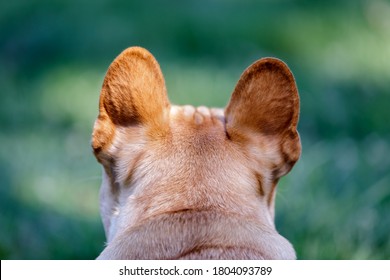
[92,47,301,242]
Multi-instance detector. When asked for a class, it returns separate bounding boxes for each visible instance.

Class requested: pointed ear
[92,47,170,157]
[225,58,301,177]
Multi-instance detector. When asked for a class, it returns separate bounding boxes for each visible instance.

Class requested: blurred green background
[1,0,389,259]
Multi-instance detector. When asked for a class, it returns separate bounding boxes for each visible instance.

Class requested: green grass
[1,0,389,259]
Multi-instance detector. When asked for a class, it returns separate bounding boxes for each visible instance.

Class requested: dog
[91,47,301,259]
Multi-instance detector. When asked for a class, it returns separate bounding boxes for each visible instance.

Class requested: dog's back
[92,47,301,259]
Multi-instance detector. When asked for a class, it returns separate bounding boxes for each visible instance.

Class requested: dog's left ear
[92,47,170,163]
[225,58,301,178]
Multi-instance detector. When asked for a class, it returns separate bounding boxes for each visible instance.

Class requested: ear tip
[252,57,293,76]
[120,46,153,57]
[258,57,287,65]
[243,57,297,92]
[112,46,156,65]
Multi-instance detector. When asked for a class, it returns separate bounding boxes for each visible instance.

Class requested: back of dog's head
[91,47,301,259]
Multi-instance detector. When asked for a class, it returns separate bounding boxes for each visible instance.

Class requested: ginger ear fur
[225,58,301,178]
[92,47,171,162]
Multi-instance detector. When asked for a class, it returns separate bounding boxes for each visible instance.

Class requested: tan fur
[91,47,301,259]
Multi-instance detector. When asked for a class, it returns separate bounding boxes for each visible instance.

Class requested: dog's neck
[97,205,295,260]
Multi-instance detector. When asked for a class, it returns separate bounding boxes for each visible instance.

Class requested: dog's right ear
[225,58,301,178]
[92,47,170,162]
